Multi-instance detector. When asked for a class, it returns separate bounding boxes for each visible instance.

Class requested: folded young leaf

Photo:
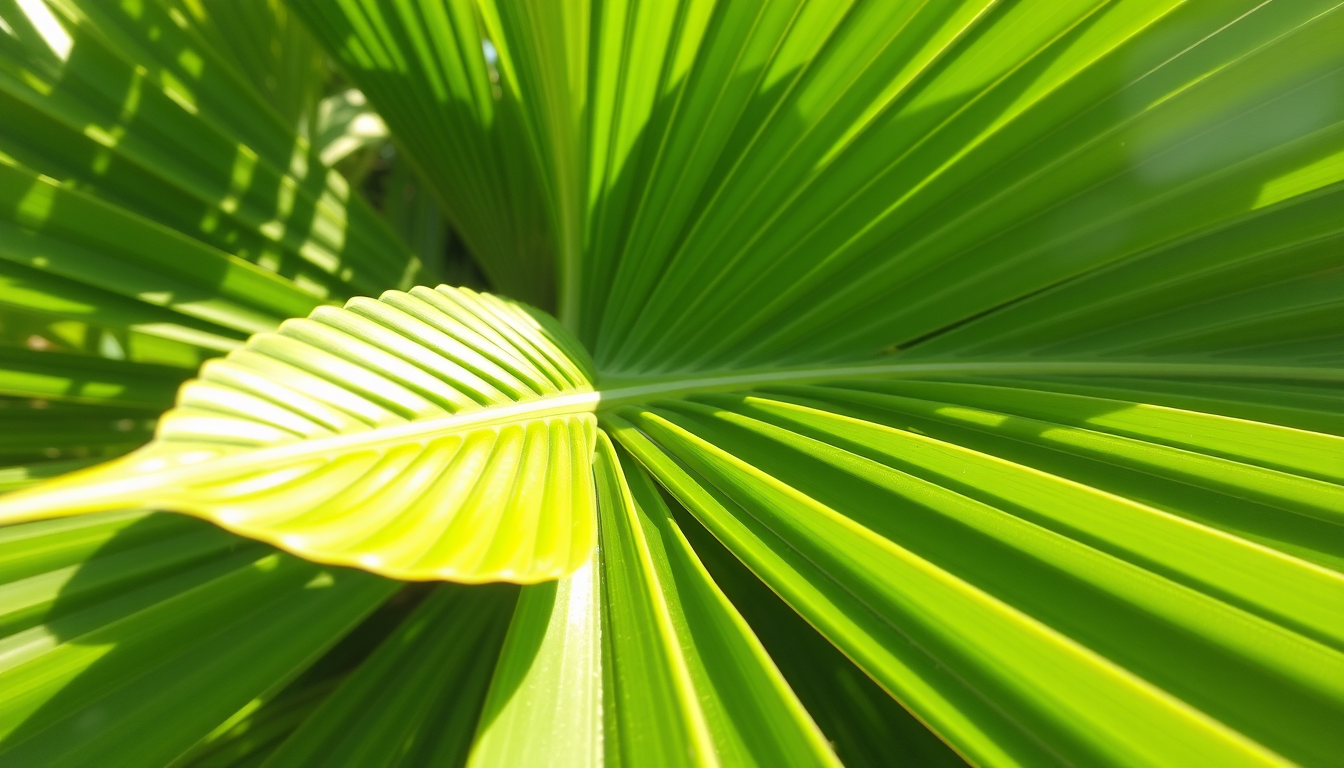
[0,286,600,584]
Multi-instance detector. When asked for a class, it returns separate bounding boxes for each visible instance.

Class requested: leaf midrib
[1,360,1337,521]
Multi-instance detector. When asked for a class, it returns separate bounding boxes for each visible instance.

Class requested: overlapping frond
[0,0,428,301]
[485,0,1344,375]
[591,434,839,768]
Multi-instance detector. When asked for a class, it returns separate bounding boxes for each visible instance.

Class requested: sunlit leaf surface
[0,285,599,583]
[2,0,1342,766]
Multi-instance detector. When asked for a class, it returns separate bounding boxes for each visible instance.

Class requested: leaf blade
[0,286,599,584]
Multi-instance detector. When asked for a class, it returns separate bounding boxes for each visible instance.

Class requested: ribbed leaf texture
[1,0,1342,767]
[607,374,1344,767]
[0,285,599,583]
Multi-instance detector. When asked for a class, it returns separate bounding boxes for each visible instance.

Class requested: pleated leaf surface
[1,0,1342,766]
[0,285,600,583]
[606,368,1344,768]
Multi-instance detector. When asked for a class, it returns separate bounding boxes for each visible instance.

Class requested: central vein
[2,360,1329,519]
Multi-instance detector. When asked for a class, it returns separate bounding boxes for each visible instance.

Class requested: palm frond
[1,1,1341,766]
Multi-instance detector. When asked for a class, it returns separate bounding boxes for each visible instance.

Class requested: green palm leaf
[2,0,1342,766]
[607,378,1344,766]
[0,0,430,302]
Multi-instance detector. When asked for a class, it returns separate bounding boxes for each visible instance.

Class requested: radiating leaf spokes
[6,327,1339,585]
[604,370,1344,768]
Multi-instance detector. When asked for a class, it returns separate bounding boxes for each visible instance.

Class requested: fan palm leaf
[0,0,1341,766]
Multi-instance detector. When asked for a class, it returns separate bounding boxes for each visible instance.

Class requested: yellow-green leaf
[0,286,600,584]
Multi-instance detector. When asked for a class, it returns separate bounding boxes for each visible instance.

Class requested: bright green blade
[0,285,599,583]
[906,179,1344,365]
[592,432,840,768]
[605,367,1344,768]
[480,0,1344,372]
[736,386,1344,644]
[610,411,1064,768]
[467,553,602,768]
[258,583,516,768]
[829,377,1344,494]
[949,374,1344,438]
[672,493,969,768]
[0,510,395,768]
[466,432,840,768]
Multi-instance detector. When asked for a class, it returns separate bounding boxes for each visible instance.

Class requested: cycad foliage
[0,0,1341,766]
